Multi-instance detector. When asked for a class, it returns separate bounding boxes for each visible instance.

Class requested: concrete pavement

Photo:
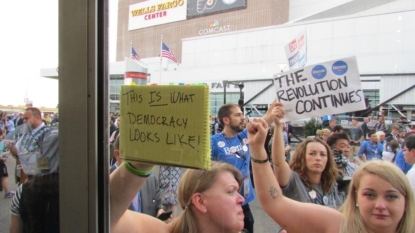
[0,156,18,233]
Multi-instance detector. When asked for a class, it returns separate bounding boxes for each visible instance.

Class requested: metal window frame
[59,0,109,232]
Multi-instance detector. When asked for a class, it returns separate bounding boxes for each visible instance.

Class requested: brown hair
[217,103,240,127]
[388,139,400,155]
[391,124,400,131]
[26,173,59,196]
[289,137,338,193]
[26,107,42,119]
[170,162,242,233]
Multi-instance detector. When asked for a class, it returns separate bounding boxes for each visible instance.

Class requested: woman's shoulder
[112,212,170,233]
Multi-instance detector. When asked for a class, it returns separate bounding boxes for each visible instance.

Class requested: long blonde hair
[170,162,242,233]
[339,160,415,233]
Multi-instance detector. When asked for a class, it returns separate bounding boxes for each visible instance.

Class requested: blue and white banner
[273,57,366,121]
[284,29,307,69]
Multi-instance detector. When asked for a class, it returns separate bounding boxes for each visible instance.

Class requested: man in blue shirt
[358,131,383,161]
[211,102,274,233]
[395,149,412,174]
[396,132,415,174]
[322,114,333,128]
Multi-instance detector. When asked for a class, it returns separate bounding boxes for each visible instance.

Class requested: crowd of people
[110,102,415,233]
[0,108,60,233]
[2,103,415,233]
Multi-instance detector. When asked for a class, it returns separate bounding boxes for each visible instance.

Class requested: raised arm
[262,100,279,126]
[110,162,169,233]
[247,119,342,233]
[270,104,291,187]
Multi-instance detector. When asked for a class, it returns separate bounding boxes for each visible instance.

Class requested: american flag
[131,47,140,60]
[162,42,179,64]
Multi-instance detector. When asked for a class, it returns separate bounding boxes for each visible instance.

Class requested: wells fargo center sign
[128,0,187,30]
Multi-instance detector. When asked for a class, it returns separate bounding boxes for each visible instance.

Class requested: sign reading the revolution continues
[273,57,366,121]
[119,85,211,170]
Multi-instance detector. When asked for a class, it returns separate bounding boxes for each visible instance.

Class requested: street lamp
[238,83,244,111]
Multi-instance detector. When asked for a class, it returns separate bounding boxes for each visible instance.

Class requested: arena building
[41,0,415,119]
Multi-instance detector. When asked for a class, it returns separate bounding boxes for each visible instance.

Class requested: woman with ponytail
[111,161,246,233]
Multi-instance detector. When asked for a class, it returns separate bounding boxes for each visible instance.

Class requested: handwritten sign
[273,57,366,121]
[119,85,211,169]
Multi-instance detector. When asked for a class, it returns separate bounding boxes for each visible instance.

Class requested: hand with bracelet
[110,161,159,231]
[246,118,270,163]
[124,162,155,177]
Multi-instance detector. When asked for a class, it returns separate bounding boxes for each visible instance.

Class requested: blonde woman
[246,116,415,233]
[316,128,331,142]
[111,161,247,233]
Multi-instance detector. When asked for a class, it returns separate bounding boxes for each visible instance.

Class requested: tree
[303,118,322,137]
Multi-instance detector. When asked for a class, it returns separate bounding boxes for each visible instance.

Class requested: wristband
[250,156,269,163]
[125,162,154,177]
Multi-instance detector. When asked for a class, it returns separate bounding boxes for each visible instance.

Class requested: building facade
[116,0,290,62]
[42,0,415,119]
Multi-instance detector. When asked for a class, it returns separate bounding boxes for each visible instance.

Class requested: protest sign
[273,56,366,121]
[119,85,211,170]
[284,28,307,69]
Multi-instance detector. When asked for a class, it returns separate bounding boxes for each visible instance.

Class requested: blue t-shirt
[6,120,15,132]
[395,150,412,174]
[322,115,333,121]
[211,129,255,205]
[0,141,4,152]
[358,141,383,160]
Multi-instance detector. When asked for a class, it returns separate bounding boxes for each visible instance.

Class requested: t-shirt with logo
[210,129,255,205]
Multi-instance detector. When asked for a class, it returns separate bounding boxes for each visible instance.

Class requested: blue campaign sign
[311,65,327,80]
[332,60,348,76]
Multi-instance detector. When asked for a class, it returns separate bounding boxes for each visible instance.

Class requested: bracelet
[125,162,154,177]
[250,156,269,163]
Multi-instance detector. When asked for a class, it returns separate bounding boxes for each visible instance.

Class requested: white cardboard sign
[273,57,366,121]
[284,29,307,69]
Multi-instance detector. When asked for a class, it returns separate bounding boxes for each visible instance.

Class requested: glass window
[209,92,240,115]
[364,90,379,108]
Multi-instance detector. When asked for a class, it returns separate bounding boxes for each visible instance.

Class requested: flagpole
[160,35,163,83]
[130,40,132,59]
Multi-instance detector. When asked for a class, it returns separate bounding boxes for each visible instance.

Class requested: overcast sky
[0,1,118,108]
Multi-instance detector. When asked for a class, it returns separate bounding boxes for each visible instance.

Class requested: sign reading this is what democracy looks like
[273,57,366,121]
[119,85,211,170]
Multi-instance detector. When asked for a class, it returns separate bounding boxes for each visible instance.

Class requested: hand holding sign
[120,85,211,169]
[271,102,285,125]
